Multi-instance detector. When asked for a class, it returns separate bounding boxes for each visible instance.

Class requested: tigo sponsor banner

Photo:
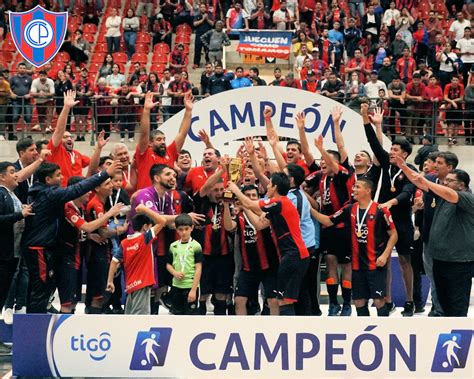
[13,314,473,377]
[237,30,293,59]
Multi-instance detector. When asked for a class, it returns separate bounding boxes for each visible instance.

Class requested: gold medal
[113,217,119,225]
[431,198,436,208]
[390,186,396,192]
[356,230,363,238]
[212,223,218,230]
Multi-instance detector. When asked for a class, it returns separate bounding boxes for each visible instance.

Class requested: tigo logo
[70,332,111,361]
[130,328,172,371]
[431,329,472,372]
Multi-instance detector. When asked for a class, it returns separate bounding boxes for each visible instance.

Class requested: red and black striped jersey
[192,194,230,256]
[236,212,279,272]
[330,202,395,270]
[58,201,86,269]
[259,197,309,259]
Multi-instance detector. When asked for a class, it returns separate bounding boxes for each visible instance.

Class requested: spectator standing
[73,68,94,142]
[396,47,416,84]
[200,63,214,96]
[328,21,344,69]
[378,57,399,86]
[114,82,137,142]
[316,28,335,67]
[226,1,249,38]
[405,73,427,141]
[387,76,407,137]
[145,72,163,130]
[348,0,364,20]
[54,70,73,125]
[321,72,345,103]
[94,78,113,137]
[161,69,174,122]
[456,27,474,86]
[293,32,314,56]
[168,71,192,115]
[436,43,458,89]
[344,18,362,59]
[205,62,233,95]
[443,76,464,146]
[122,9,140,60]
[105,8,122,54]
[448,11,471,43]
[193,4,215,69]
[106,64,126,90]
[364,70,388,103]
[249,1,270,30]
[170,44,189,73]
[151,14,173,48]
[0,71,12,140]
[273,1,293,30]
[200,21,231,64]
[362,5,381,49]
[9,63,32,132]
[383,1,400,42]
[30,70,55,133]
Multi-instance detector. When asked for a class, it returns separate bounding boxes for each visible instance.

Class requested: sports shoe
[328,303,341,316]
[3,308,13,325]
[45,125,53,133]
[120,138,125,142]
[414,304,425,314]
[159,292,173,310]
[47,304,59,314]
[386,302,396,315]
[428,307,442,317]
[340,303,352,316]
[31,124,41,132]
[401,301,414,317]
[15,307,26,314]
[0,343,12,356]
[128,138,134,143]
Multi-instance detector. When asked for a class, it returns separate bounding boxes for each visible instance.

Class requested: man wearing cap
[30,70,55,133]
[151,13,172,48]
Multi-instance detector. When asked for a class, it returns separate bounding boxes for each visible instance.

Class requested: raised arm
[222,201,237,232]
[51,90,78,148]
[242,207,270,231]
[227,181,262,215]
[361,103,389,167]
[314,135,339,174]
[267,133,286,172]
[244,137,270,188]
[138,92,160,154]
[86,130,109,177]
[199,167,225,197]
[295,112,315,166]
[135,203,168,235]
[16,149,50,182]
[197,129,214,149]
[174,92,194,152]
[330,106,347,164]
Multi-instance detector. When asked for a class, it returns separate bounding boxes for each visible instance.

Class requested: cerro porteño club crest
[9,5,68,68]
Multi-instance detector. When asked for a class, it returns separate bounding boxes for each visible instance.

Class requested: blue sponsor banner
[237,30,293,59]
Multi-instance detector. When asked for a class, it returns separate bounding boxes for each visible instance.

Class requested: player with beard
[361,103,418,317]
[135,92,194,190]
[304,136,353,316]
[185,147,228,195]
[46,91,91,186]
[223,185,279,315]
[129,164,202,313]
[192,165,234,315]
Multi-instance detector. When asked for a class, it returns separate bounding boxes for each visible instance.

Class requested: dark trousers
[295,247,315,315]
[119,114,136,139]
[433,259,473,317]
[0,259,17,311]
[4,257,29,310]
[412,239,425,308]
[97,113,113,138]
[24,247,55,314]
[193,32,206,65]
[106,36,121,54]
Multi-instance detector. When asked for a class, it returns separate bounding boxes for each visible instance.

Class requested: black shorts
[86,249,109,300]
[201,254,234,296]
[394,221,413,256]
[169,286,199,315]
[320,226,351,264]
[235,267,278,299]
[352,268,387,300]
[157,255,172,287]
[277,252,309,302]
[56,262,80,306]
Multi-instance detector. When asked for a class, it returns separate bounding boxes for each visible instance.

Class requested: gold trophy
[223,157,242,200]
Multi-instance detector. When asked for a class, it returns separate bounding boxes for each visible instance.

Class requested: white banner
[13,315,474,378]
[161,87,390,162]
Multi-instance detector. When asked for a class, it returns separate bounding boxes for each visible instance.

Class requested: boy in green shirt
[167,214,203,315]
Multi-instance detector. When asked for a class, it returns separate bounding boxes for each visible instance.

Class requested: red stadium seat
[150,64,166,74]
[88,62,101,73]
[136,33,151,43]
[83,33,95,44]
[1,40,17,52]
[91,52,106,63]
[135,43,149,53]
[153,43,170,54]
[175,34,191,45]
[131,53,148,65]
[95,43,108,52]
[176,24,192,36]
[113,52,128,63]
[56,52,70,62]
[151,53,169,65]
[0,51,13,65]
[82,23,97,34]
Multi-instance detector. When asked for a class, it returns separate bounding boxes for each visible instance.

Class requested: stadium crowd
[0,0,473,356]
[0,0,473,143]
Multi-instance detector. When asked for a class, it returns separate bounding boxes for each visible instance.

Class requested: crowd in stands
[0,0,473,143]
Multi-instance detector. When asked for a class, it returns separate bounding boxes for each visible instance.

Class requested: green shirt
[168,239,203,289]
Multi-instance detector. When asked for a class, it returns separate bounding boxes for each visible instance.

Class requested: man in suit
[0,161,34,355]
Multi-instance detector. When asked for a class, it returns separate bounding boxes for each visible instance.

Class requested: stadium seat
[151,53,169,65]
[175,34,191,45]
[113,52,128,64]
[136,33,151,43]
[83,33,95,44]
[150,64,166,74]
[56,52,71,62]
[82,23,97,34]
[135,43,149,54]
[176,24,192,36]
[153,43,170,54]
[0,51,14,65]
[1,40,16,52]
[91,52,106,63]
[95,43,108,53]
[131,53,148,65]
[88,62,101,73]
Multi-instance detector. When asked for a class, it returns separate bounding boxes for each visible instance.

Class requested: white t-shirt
[456,38,474,63]
[31,77,55,104]
[449,19,470,41]
[364,80,388,102]
[273,9,293,30]
[161,79,173,106]
[440,52,458,72]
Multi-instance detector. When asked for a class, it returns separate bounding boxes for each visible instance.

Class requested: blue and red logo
[9,5,68,68]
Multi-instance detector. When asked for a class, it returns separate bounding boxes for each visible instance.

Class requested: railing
[0,95,472,144]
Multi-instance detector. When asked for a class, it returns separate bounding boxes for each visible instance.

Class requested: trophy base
[223,190,235,201]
